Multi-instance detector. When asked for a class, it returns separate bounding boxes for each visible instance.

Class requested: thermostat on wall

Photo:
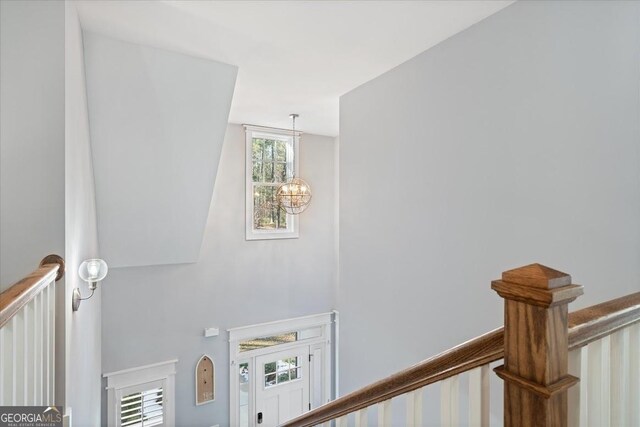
[204,327,219,338]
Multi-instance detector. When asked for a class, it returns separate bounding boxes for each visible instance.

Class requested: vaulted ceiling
[83,32,236,267]
[75,0,513,136]
[76,1,514,267]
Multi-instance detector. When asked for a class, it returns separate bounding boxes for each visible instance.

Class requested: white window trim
[244,125,301,240]
[104,359,178,427]
[228,313,335,427]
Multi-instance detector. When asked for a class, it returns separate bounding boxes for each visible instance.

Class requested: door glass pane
[265,373,276,387]
[264,356,301,388]
[277,371,290,383]
[239,362,249,427]
[298,327,322,340]
[290,368,299,380]
[264,362,276,374]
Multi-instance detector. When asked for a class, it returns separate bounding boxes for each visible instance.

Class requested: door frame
[228,312,335,427]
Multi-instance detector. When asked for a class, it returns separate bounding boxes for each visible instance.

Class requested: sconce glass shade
[78,259,108,283]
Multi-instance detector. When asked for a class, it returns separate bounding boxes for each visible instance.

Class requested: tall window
[245,126,299,240]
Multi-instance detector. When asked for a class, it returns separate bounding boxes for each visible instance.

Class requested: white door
[255,347,310,427]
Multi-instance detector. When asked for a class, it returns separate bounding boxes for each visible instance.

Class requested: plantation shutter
[120,383,164,427]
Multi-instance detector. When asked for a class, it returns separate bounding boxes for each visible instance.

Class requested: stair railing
[281,263,640,427]
[0,255,65,406]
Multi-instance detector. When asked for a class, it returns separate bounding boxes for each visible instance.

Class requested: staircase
[0,255,65,406]
[282,264,640,427]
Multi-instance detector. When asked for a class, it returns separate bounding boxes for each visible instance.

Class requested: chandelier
[277,114,312,215]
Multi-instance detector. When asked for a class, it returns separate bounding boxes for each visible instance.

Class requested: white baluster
[49,280,56,403]
[579,343,588,426]
[629,322,640,426]
[441,375,460,427]
[586,336,610,427]
[34,291,42,405]
[27,299,36,404]
[11,316,17,405]
[0,321,15,406]
[354,408,367,427]
[568,347,584,427]
[23,301,30,404]
[335,415,348,427]
[406,388,423,426]
[377,399,392,427]
[610,327,629,426]
[468,365,489,427]
[15,311,25,405]
[44,284,50,405]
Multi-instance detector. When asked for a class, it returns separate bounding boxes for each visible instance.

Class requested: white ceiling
[75,0,514,136]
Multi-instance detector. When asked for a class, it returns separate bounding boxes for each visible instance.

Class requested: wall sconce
[72,259,108,311]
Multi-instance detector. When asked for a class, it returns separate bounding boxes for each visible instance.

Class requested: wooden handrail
[282,291,640,427]
[569,291,640,349]
[283,328,503,426]
[0,254,65,328]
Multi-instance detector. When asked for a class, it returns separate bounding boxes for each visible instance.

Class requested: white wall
[65,2,102,424]
[0,3,101,422]
[83,32,237,268]
[101,123,337,426]
[0,0,65,290]
[338,0,640,424]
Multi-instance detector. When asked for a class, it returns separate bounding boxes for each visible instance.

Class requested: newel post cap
[501,263,571,289]
[492,263,583,307]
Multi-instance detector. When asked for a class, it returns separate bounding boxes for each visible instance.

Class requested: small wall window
[105,360,177,427]
[245,125,299,240]
[120,383,164,427]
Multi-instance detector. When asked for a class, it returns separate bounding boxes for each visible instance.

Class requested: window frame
[104,359,177,427]
[244,125,300,240]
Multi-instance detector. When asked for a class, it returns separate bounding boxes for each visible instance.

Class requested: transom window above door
[245,126,300,240]
[238,327,322,353]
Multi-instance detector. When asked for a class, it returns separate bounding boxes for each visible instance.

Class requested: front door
[255,347,310,427]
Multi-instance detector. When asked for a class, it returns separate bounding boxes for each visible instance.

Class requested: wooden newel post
[492,264,584,427]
